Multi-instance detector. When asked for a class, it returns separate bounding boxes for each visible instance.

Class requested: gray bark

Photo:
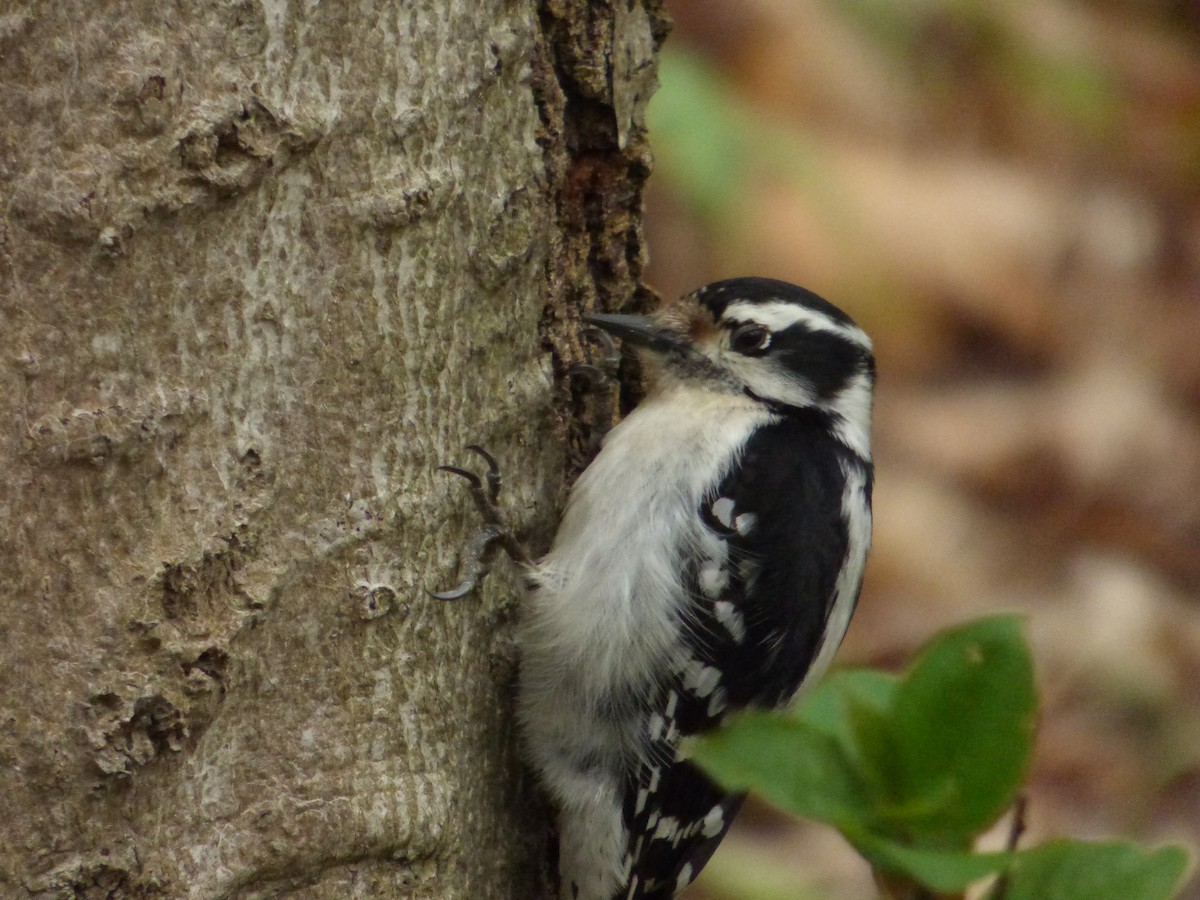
[0,1,664,897]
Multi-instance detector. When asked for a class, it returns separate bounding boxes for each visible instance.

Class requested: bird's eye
[730,323,770,355]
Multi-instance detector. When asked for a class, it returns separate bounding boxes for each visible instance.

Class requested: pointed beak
[583,314,691,355]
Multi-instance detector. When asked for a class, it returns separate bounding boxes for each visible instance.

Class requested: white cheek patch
[723,353,821,411]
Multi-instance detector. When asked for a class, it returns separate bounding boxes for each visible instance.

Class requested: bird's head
[585,277,875,457]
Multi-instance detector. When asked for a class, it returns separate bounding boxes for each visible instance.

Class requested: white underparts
[519,385,773,900]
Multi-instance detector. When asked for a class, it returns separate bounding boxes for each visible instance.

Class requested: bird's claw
[569,327,621,392]
[430,446,529,600]
[428,524,505,601]
[464,444,502,505]
[438,445,503,523]
[583,326,619,365]
[569,363,610,392]
[437,465,482,487]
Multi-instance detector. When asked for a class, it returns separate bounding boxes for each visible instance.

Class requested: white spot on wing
[648,713,665,740]
[701,804,726,837]
[675,863,695,890]
[713,600,746,642]
[681,658,721,698]
[706,686,727,717]
[698,557,729,598]
[664,691,679,717]
[653,815,682,844]
[710,496,735,529]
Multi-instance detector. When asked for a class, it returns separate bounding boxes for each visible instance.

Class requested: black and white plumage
[518,278,875,900]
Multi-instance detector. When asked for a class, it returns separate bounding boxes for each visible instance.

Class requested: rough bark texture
[0,1,665,897]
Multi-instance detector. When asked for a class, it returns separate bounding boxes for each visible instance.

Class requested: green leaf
[696,618,1036,849]
[887,615,1036,844]
[691,618,1194,900]
[798,669,897,797]
[850,829,1011,891]
[687,712,871,827]
[1003,840,1192,900]
[799,668,896,739]
[846,835,1193,898]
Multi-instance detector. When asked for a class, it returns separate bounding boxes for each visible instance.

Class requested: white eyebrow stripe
[723,300,872,350]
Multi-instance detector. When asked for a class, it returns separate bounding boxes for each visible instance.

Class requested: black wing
[621,414,868,898]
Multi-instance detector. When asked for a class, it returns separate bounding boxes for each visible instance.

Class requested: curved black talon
[428,583,477,602]
[438,465,482,487]
[437,447,502,523]
[464,444,501,503]
[582,326,619,360]
[428,525,504,601]
[569,363,609,391]
[464,444,499,470]
[431,446,530,600]
[570,327,622,393]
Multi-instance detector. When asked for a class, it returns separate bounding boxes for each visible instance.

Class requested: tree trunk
[0,1,665,897]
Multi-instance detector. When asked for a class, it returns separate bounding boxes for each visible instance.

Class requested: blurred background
[641,2,1200,897]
